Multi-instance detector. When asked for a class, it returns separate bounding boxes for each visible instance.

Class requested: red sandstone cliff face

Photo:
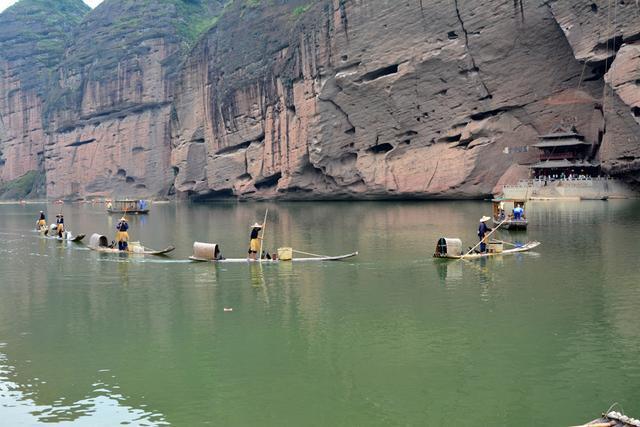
[43,0,225,199]
[0,0,89,198]
[0,75,45,183]
[2,0,639,200]
[172,0,634,200]
[549,0,640,184]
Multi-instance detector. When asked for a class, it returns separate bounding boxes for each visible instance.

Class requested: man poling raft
[115,217,129,251]
[248,222,263,260]
[477,216,492,253]
[55,214,65,238]
[36,211,47,232]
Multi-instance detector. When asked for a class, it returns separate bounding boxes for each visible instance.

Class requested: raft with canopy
[189,242,358,263]
[433,236,540,259]
[491,198,528,230]
[88,233,174,255]
[106,199,150,215]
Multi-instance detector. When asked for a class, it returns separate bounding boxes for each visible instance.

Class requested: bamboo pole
[490,239,521,248]
[462,218,508,258]
[259,209,268,263]
[292,249,331,258]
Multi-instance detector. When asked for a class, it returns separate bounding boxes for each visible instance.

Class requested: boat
[188,242,358,263]
[41,231,85,242]
[492,198,528,230]
[433,237,540,259]
[575,409,640,427]
[36,225,85,242]
[106,199,150,215]
[87,234,174,256]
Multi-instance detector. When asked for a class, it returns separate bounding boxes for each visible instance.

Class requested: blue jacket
[478,222,491,238]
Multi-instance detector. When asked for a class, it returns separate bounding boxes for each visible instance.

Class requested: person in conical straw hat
[477,216,492,253]
[248,222,263,260]
[115,216,130,251]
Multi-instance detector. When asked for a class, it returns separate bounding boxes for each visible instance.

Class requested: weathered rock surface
[44,0,225,199]
[1,0,640,200]
[549,0,640,63]
[550,0,640,185]
[0,0,89,198]
[172,0,632,199]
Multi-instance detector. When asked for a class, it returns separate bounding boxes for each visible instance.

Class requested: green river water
[0,200,639,426]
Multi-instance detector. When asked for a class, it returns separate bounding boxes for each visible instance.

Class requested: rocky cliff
[1,0,639,200]
[0,0,89,198]
[172,0,639,200]
[43,0,225,199]
[549,0,640,184]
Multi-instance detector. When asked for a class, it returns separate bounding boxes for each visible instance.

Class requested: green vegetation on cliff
[0,0,90,93]
[0,170,40,200]
[59,0,228,76]
[187,0,323,100]
[45,0,229,120]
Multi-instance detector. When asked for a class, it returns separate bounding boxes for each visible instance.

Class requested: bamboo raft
[189,242,358,263]
[433,237,540,259]
[36,226,85,242]
[574,410,640,427]
[42,232,85,243]
[88,234,174,256]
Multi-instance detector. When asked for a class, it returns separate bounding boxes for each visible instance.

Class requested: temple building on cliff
[530,129,600,178]
[499,127,635,200]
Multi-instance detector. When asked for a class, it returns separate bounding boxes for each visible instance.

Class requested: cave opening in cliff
[216,141,253,155]
[254,172,282,189]
[367,142,394,154]
[585,36,624,82]
[438,134,462,143]
[469,106,514,121]
[191,189,234,201]
[584,62,607,82]
[66,138,96,148]
[356,64,399,83]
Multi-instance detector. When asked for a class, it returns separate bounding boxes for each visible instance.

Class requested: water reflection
[435,259,462,285]
[0,347,167,425]
[0,200,639,425]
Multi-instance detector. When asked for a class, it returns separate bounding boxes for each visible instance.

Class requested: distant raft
[189,242,358,263]
[491,198,528,230]
[88,234,174,256]
[106,199,150,215]
[433,237,540,259]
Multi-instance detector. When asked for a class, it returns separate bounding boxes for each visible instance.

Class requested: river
[0,200,639,425]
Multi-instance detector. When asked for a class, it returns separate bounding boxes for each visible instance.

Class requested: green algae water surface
[1,200,639,426]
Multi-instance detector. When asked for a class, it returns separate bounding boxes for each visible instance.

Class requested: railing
[539,153,582,161]
[503,176,616,189]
